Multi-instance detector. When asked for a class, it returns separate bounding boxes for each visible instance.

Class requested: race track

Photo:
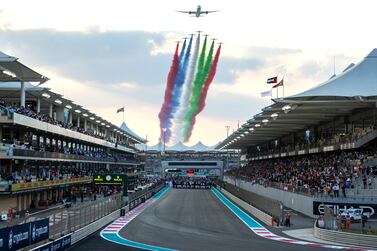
[71,189,344,251]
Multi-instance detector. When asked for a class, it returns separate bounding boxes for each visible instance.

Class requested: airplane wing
[201,10,220,14]
[176,10,195,14]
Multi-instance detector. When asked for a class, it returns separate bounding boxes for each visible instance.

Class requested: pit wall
[224,176,315,218]
[216,186,274,226]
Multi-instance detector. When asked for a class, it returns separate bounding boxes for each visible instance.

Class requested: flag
[261,89,272,97]
[117,107,124,113]
[266,76,277,84]
[273,79,284,88]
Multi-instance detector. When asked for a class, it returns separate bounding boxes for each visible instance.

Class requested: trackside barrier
[314,220,377,249]
[218,186,274,226]
[70,205,129,245]
[29,205,129,251]
[30,183,165,251]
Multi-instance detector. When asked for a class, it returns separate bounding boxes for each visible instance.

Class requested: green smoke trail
[182,39,215,140]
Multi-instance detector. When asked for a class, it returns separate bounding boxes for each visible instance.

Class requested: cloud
[0,28,300,87]
[112,82,140,89]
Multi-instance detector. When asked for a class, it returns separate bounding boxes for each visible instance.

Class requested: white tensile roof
[290,49,377,98]
[138,141,218,152]
[120,122,146,143]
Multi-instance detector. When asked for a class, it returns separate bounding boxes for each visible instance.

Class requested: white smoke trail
[172,34,200,142]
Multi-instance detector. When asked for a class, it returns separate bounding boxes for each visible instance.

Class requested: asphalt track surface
[71,189,337,251]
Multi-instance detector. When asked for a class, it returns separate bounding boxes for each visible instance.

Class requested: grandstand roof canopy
[0,51,49,83]
[290,49,377,99]
[216,48,377,150]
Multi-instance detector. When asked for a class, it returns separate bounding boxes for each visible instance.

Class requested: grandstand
[139,141,240,177]
[216,49,377,218]
[0,51,146,214]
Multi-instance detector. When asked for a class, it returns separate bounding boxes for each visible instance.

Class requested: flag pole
[276,86,279,99]
[123,109,125,123]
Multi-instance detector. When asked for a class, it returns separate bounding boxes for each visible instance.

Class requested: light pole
[162,128,167,153]
[225,125,230,138]
[145,135,148,152]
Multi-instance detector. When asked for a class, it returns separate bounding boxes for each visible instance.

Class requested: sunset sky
[0,0,376,146]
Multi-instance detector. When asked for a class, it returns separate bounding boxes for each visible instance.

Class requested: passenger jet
[177,5,219,18]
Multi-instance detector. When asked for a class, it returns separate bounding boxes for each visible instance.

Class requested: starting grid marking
[211,187,376,251]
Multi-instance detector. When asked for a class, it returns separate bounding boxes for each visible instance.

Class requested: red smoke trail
[185,44,221,141]
[158,43,180,140]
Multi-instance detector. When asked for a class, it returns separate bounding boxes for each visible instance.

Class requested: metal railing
[27,193,123,239]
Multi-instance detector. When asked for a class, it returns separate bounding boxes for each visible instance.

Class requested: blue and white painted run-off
[100,185,176,251]
[211,187,374,251]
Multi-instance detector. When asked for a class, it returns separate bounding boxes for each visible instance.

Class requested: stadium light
[74,109,81,113]
[54,99,62,105]
[89,117,95,120]
[236,136,240,139]
[42,93,51,98]
[244,131,249,134]
[282,105,296,114]
[83,113,88,117]
[271,113,278,119]
[2,70,16,78]
[65,105,72,109]
[262,119,269,123]
[106,124,110,128]
[101,122,105,126]
[96,120,100,123]
[255,123,261,127]
[249,127,254,131]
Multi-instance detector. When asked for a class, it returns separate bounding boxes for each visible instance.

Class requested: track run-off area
[71,186,375,251]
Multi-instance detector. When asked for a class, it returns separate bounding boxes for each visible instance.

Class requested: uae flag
[273,79,284,88]
[117,107,124,113]
[266,76,277,84]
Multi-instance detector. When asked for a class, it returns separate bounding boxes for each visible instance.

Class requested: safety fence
[128,181,164,210]
[314,220,377,249]
[30,183,166,251]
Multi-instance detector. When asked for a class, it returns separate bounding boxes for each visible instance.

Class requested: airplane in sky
[177,5,219,18]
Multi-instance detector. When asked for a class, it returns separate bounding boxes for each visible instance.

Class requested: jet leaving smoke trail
[173,34,200,142]
[164,37,192,142]
[184,44,221,141]
[158,43,180,141]
[183,40,215,142]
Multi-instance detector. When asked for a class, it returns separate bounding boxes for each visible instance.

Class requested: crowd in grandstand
[253,126,376,158]
[5,140,136,161]
[0,99,130,147]
[0,164,136,185]
[227,148,377,197]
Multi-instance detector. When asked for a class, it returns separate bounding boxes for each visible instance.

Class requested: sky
[0,0,376,146]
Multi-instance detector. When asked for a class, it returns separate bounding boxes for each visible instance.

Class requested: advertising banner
[0,218,50,251]
[30,219,49,245]
[32,235,71,251]
[0,222,30,251]
[313,201,377,218]
[93,174,126,185]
